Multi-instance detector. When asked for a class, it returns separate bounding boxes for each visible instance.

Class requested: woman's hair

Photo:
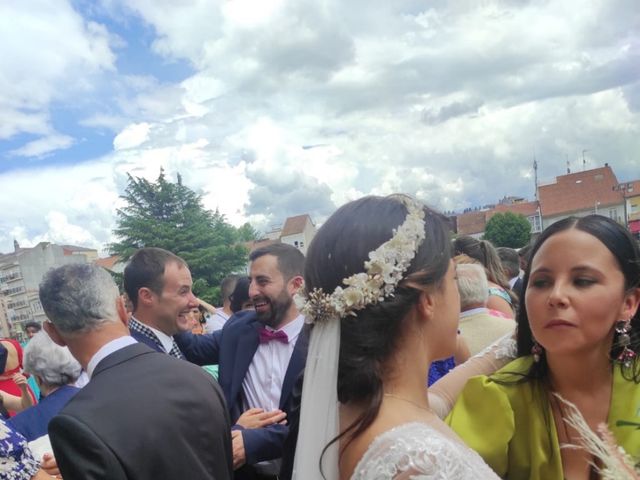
[304,195,452,458]
[229,277,251,313]
[453,235,517,307]
[23,330,81,387]
[516,215,640,382]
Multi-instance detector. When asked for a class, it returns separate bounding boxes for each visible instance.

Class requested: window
[609,209,616,219]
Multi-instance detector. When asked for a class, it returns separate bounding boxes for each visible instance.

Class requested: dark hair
[24,322,41,332]
[220,275,240,302]
[229,277,251,313]
[496,247,520,279]
[124,247,186,310]
[304,195,452,464]
[516,215,640,382]
[249,243,305,281]
[453,236,509,288]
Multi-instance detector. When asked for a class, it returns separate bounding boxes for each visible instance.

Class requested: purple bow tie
[259,327,289,344]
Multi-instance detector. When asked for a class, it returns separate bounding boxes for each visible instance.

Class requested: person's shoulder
[222,310,259,330]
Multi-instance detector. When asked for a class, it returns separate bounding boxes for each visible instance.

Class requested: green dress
[446,356,640,479]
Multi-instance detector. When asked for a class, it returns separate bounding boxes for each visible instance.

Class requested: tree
[109,169,250,304]
[483,212,531,248]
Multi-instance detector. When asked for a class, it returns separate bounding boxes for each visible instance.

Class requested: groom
[175,243,308,479]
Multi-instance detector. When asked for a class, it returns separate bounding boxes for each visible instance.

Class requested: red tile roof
[622,180,640,198]
[456,211,487,235]
[538,166,624,217]
[489,201,540,219]
[245,238,281,253]
[94,255,121,270]
[281,214,313,237]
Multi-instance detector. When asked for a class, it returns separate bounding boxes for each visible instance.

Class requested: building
[455,200,541,238]
[538,164,625,229]
[94,254,125,274]
[252,214,317,255]
[0,241,97,340]
[620,180,640,239]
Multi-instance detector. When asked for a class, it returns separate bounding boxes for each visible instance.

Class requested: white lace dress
[351,422,500,480]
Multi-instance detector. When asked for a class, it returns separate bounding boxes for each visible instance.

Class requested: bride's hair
[304,195,452,457]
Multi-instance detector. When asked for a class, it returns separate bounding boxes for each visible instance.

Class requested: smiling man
[175,243,307,480]
[124,247,199,359]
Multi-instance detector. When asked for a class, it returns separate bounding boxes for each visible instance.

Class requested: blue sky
[1,0,639,253]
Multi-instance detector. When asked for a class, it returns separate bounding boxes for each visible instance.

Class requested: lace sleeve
[351,423,500,480]
[428,332,517,419]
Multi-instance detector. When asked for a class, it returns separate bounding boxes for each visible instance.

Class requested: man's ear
[288,275,304,295]
[137,287,155,307]
[43,321,66,347]
[116,295,129,327]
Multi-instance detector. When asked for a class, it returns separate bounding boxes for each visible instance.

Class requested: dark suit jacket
[49,342,233,480]
[175,311,308,471]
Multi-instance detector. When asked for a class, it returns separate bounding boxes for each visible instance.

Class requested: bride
[292,195,510,479]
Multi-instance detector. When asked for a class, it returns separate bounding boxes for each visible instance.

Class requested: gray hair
[23,331,81,386]
[456,263,489,309]
[39,263,120,334]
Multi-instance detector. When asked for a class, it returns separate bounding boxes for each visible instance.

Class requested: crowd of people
[0,193,638,480]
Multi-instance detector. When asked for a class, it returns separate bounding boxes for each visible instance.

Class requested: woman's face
[428,260,461,360]
[526,228,639,356]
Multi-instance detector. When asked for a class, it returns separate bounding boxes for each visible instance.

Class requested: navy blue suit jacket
[174,310,308,467]
[130,329,164,353]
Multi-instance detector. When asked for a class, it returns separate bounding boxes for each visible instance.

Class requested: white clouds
[9,134,75,158]
[113,123,151,150]
[0,0,115,157]
[1,0,640,253]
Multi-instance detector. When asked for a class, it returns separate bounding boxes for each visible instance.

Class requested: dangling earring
[615,319,636,368]
[531,341,543,363]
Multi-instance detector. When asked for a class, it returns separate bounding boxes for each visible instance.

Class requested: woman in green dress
[447,215,640,480]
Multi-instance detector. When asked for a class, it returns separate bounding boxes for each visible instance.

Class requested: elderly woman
[7,331,81,441]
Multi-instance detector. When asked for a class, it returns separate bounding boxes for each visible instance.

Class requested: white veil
[292,317,340,480]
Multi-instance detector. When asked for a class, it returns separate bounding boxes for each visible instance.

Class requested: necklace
[383,393,432,413]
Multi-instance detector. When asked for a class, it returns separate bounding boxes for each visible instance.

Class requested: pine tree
[109,169,250,303]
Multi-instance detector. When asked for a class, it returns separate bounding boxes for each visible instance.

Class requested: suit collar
[91,342,156,379]
[280,324,309,409]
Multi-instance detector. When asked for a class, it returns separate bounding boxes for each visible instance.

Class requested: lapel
[228,321,260,409]
[279,324,309,409]
[92,343,155,378]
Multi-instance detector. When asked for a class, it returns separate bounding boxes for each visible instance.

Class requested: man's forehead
[250,254,281,277]
[163,261,192,283]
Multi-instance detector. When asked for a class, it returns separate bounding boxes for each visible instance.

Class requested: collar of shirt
[86,336,138,379]
[460,307,489,319]
[144,323,175,354]
[265,314,305,344]
[508,276,519,289]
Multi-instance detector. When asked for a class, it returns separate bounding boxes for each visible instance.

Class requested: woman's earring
[615,319,636,368]
[531,341,543,363]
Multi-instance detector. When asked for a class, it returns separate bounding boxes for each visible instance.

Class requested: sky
[1,0,639,255]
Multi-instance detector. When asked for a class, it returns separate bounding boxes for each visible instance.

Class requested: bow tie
[259,327,289,344]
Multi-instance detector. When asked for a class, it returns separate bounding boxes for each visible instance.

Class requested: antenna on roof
[533,152,538,200]
[582,149,588,171]
[566,154,570,174]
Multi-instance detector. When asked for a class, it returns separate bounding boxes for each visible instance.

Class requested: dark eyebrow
[530,265,603,275]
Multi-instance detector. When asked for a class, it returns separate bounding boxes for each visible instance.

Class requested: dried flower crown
[296,196,426,324]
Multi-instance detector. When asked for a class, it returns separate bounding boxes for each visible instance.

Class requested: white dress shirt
[205,308,229,333]
[145,324,175,354]
[86,336,138,379]
[242,314,305,412]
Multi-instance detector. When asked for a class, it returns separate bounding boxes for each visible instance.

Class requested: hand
[231,430,246,470]
[41,452,61,476]
[235,408,287,429]
[12,373,28,391]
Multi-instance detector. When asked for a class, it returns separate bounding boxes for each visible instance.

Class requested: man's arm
[49,414,128,480]
[173,330,222,366]
[236,424,289,465]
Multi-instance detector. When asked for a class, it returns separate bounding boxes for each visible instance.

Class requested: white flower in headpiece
[298,196,427,323]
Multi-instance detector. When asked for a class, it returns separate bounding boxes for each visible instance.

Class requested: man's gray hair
[456,263,489,309]
[23,331,81,387]
[39,263,120,334]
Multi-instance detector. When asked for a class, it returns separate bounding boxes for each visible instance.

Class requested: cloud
[0,0,115,139]
[8,134,75,158]
[1,0,640,253]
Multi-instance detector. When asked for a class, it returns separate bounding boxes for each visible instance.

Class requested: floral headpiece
[296,195,426,324]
